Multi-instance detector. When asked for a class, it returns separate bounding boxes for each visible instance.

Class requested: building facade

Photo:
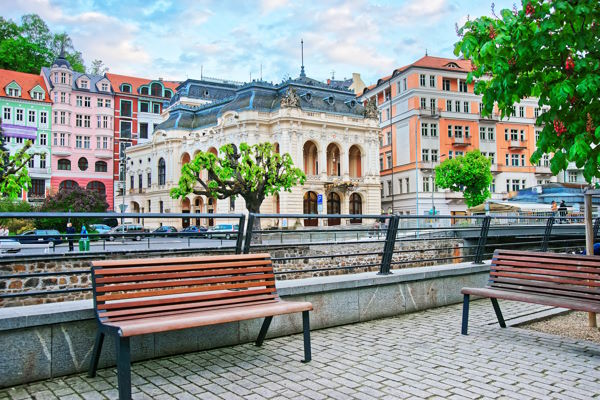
[361,55,561,217]
[118,73,381,229]
[42,55,115,209]
[0,69,52,203]
[104,73,179,210]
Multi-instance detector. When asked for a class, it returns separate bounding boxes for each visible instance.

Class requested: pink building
[42,54,115,209]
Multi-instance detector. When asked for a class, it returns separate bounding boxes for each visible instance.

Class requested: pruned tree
[0,122,34,199]
[454,0,600,181]
[170,142,306,216]
[435,150,493,208]
[90,59,109,75]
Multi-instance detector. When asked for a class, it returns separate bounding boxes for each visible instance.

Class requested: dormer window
[121,84,132,93]
[101,83,109,91]
[140,87,149,95]
[324,96,335,105]
[80,80,89,89]
[7,88,19,97]
[203,90,209,98]
[31,91,44,100]
[444,62,460,69]
[165,90,172,99]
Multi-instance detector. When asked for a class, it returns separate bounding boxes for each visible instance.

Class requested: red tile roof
[0,69,51,103]
[106,73,180,97]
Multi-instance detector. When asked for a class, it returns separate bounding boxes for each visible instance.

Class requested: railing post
[594,217,600,241]
[541,216,555,252]
[242,213,254,254]
[235,214,246,254]
[379,216,398,275]
[472,216,491,264]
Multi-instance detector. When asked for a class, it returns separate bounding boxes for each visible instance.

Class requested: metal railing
[0,212,596,303]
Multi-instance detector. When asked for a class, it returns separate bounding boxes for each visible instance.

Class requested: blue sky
[3,0,516,85]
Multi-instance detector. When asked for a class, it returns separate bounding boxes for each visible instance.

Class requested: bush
[0,198,33,235]
[36,187,109,232]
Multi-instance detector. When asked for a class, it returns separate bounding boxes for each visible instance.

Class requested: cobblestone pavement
[1,300,600,400]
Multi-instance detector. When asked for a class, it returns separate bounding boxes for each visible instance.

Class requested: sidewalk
[1,299,599,399]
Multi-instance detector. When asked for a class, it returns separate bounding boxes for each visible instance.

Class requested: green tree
[90,59,109,75]
[170,142,306,215]
[435,150,493,208]
[36,186,109,232]
[454,0,600,182]
[0,198,34,234]
[0,123,34,199]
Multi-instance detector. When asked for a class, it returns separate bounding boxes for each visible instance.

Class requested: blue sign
[317,194,323,205]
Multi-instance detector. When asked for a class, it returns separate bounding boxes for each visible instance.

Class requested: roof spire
[425,48,428,56]
[300,39,306,78]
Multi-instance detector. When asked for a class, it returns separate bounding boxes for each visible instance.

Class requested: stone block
[0,326,51,387]
[358,283,406,321]
[304,289,359,330]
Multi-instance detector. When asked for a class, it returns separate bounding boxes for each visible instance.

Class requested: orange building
[360,55,566,216]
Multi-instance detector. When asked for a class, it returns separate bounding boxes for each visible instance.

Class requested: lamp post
[120,156,131,225]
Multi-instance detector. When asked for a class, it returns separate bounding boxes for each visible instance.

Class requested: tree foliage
[36,186,109,231]
[0,198,34,234]
[90,59,109,75]
[455,0,600,182]
[170,142,306,214]
[0,14,85,74]
[0,123,34,199]
[435,150,493,208]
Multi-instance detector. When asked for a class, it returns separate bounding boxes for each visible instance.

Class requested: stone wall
[0,238,464,307]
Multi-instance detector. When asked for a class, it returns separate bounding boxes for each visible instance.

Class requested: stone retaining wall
[0,239,463,307]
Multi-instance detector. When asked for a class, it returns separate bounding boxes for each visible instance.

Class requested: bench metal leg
[491,298,506,328]
[301,310,311,363]
[88,330,105,378]
[116,336,131,400]
[461,294,470,335]
[255,316,273,347]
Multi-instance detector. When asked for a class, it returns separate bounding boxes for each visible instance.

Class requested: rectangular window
[422,149,429,162]
[505,153,509,166]
[28,157,35,168]
[28,110,35,124]
[465,126,470,138]
[511,154,519,166]
[535,130,541,143]
[429,76,435,87]
[101,83,109,91]
[454,126,463,138]
[568,171,578,183]
[60,92,66,103]
[488,127,495,140]
[39,133,47,146]
[139,123,149,139]
[489,152,495,164]
[60,73,67,84]
[419,74,426,87]
[386,152,392,168]
[480,127,486,140]
[96,136,100,149]
[446,100,452,112]
[447,124,452,138]
[520,130,525,141]
[463,101,469,113]
[39,154,46,169]
[97,98,103,107]
[448,150,453,159]
[379,156,384,171]
[430,123,438,137]
[97,116,101,128]
[423,176,430,192]
[403,78,407,91]
[153,103,160,114]
[130,175,134,190]
[147,172,151,187]
[120,121,132,138]
[28,179,45,198]
[431,149,438,162]
[504,129,509,141]
[455,101,460,113]
[76,135,82,148]
[84,97,91,107]
[139,174,143,192]
[76,96,83,107]
[429,98,436,111]
[84,136,90,149]
[534,108,539,118]
[519,106,524,117]
[387,181,392,196]
[81,80,88,89]
[103,137,109,149]
[59,133,66,146]
[459,80,467,92]
[102,116,109,129]
[84,115,91,128]
[3,107,10,121]
[443,79,450,91]
[420,98,426,109]
[39,111,47,126]
[405,178,409,193]
[76,114,82,127]
[510,129,518,141]
[421,122,428,136]
[16,109,23,122]
[140,102,149,113]
[521,154,525,166]
[386,130,392,145]
[512,179,520,192]
[490,179,495,193]
[121,100,132,117]
[105,99,111,108]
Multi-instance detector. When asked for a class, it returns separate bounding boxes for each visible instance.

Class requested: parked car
[90,224,111,234]
[107,224,147,241]
[206,224,239,240]
[152,226,178,237]
[0,238,21,254]
[180,225,208,237]
[16,229,63,245]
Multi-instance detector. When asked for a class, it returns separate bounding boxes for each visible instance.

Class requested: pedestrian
[551,200,557,217]
[66,222,75,251]
[558,200,567,223]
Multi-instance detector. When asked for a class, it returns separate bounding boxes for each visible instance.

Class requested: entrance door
[327,192,341,226]
[303,191,318,227]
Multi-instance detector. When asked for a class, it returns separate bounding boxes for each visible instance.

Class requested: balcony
[535,165,552,175]
[28,167,51,175]
[478,111,499,121]
[418,107,441,118]
[452,136,471,146]
[509,140,527,149]
[490,163,500,174]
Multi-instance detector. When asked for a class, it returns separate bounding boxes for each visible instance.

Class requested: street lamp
[120,156,131,224]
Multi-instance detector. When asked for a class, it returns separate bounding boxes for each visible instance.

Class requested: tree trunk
[245,201,263,245]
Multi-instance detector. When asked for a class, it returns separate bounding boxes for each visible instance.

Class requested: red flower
[565,56,575,72]
[525,3,535,16]
[489,25,497,39]
[553,120,567,136]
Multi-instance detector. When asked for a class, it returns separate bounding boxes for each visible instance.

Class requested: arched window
[303,191,318,227]
[158,158,166,185]
[326,143,341,176]
[59,180,78,191]
[151,83,162,97]
[165,90,172,99]
[95,161,107,172]
[349,193,362,224]
[57,159,71,171]
[303,141,318,175]
[327,192,341,226]
[78,157,88,171]
[87,181,106,195]
[349,145,362,178]
[121,84,132,93]
[140,87,149,95]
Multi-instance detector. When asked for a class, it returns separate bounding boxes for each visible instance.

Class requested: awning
[1,123,37,140]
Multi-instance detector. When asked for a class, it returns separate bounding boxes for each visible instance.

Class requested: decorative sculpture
[363,98,379,119]
[281,87,300,108]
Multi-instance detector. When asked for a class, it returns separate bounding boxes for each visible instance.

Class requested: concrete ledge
[0,261,491,388]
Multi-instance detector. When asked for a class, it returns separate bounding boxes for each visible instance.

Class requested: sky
[2,0,517,86]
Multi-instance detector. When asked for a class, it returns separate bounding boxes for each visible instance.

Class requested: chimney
[159,77,163,81]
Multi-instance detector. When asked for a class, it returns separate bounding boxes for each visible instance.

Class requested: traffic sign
[119,204,128,212]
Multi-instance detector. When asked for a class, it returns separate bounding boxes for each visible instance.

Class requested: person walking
[551,200,558,217]
[558,200,568,224]
[66,222,75,251]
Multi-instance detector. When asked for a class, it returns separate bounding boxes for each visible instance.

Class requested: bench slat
[491,282,600,302]
[95,259,271,276]
[490,276,600,296]
[491,259,600,274]
[93,253,271,267]
[95,273,275,293]
[494,250,598,264]
[95,266,273,284]
[491,265,600,282]
[490,271,600,288]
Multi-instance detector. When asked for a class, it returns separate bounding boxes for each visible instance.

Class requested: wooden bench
[88,253,313,400]
[461,249,600,335]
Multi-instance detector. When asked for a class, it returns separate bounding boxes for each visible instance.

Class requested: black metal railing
[0,212,596,302]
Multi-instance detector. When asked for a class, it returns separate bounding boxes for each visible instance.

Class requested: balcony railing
[418,107,441,118]
[478,111,499,121]
[452,136,471,146]
[509,140,528,149]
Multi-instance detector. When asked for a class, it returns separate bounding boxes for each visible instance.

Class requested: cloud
[260,0,289,14]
